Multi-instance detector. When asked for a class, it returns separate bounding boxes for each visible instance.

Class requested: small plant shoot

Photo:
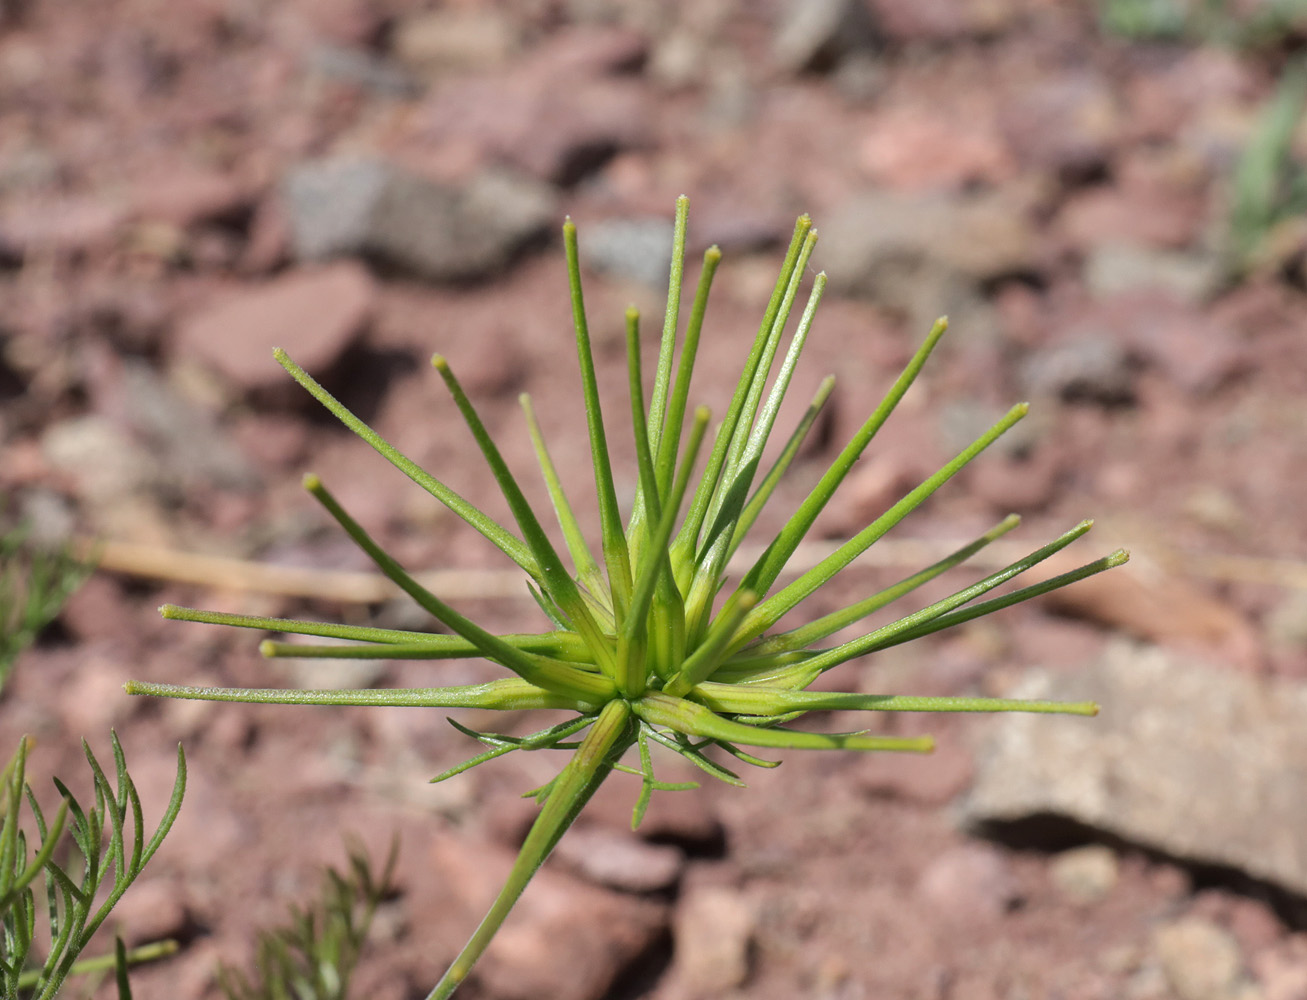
[128,199,1126,998]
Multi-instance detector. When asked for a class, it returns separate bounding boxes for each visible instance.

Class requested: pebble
[1019,335,1136,405]
[0,194,127,255]
[413,30,652,185]
[552,823,685,893]
[391,8,519,78]
[868,0,1024,41]
[1050,844,1119,905]
[856,737,974,807]
[420,835,667,1000]
[580,216,675,288]
[304,43,420,98]
[858,104,1016,191]
[1085,244,1224,304]
[174,261,375,393]
[110,877,191,947]
[1266,590,1307,650]
[772,0,878,74]
[581,768,725,851]
[1251,945,1307,1000]
[41,415,160,507]
[127,164,252,229]
[915,843,1018,927]
[821,189,1040,307]
[999,70,1119,177]
[1153,917,1246,1000]
[117,359,257,490]
[283,158,556,281]
[672,883,755,995]
[966,449,1062,513]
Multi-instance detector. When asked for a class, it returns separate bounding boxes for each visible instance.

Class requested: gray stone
[821,188,1037,334]
[1085,243,1224,304]
[822,189,1040,291]
[304,44,420,98]
[16,489,76,548]
[581,217,675,288]
[936,397,1045,458]
[282,158,556,281]
[772,0,879,74]
[41,416,161,506]
[119,360,257,490]
[962,642,1307,898]
[1019,335,1135,404]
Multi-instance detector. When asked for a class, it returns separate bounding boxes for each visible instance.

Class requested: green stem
[124,678,590,711]
[18,939,178,990]
[427,700,633,999]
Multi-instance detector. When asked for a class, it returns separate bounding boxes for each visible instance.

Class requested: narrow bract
[127,198,1126,998]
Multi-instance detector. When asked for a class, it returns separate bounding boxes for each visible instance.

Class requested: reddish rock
[293,0,385,47]
[110,877,191,947]
[422,835,667,1000]
[670,883,755,995]
[1000,72,1120,177]
[527,24,649,80]
[239,194,292,274]
[0,194,128,254]
[415,33,652,185]
[58,574,138,644]
[553,823,685,893]
[1043,560,1262,671]
[858,104,1015,191]
[1058,184,1207,252]
[1058,147,1211,251]
[1061,294,1249,395]
[867,0,1023,41]
[1252,943,1307,1000]
[173,262,374,392]
[129,166,252,228]
[857,737,975,806]
[916,842,1017,927]
[582,769,725,850]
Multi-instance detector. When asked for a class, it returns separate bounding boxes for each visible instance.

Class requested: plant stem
[425,699,634,1000]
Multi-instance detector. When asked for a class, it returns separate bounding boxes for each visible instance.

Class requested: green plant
[1099,0,1307,46]
[218,840,396,1000]
[0,733,186,998]
[1229,57,1307,273]
[0,520,91,688]
[127,199,1126,998]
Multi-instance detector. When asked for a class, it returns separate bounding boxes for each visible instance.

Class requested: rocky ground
[2,1,1307,998]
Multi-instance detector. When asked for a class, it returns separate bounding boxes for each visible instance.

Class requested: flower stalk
[128,196,1126,997]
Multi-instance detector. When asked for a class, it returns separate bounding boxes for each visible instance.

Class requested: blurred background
[2,0,1307,998]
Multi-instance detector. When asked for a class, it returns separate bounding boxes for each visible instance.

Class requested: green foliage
[1229,58,1307,273]
[1099,0,1190,40]
[0,522,90,687]
[217,841,397,1000]
[1099,0,1307,46]
[0,733,186,999]
[130,199,1125,997]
